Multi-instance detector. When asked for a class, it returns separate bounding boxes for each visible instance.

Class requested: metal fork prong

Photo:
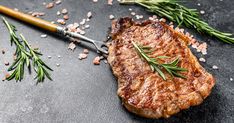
[63,30,109,54]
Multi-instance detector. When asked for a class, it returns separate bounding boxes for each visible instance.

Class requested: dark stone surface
[0,0,233,123]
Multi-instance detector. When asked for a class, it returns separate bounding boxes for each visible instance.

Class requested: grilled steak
[107,17,215,118]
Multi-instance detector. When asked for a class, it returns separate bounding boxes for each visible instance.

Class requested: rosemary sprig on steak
[120,0,234,44]
[132,42,187,80]
[3,17,53,83]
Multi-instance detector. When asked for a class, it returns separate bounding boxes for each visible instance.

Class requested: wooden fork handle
[0,5,58,32]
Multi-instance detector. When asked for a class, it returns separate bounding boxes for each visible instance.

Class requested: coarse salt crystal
[108,0,113,5]
[131,12,136,16]
[68,42,76,51]
[93,0,98,3]
[61,8,68,14]
[109,15,115,20]
[230,78,233,81]
[55,0,62,5]
[41,34,47,38]
[73,23,79,28]
[87,11,92,18]
[57,19,66,25]
[199,58,206,62]
[85,25,90,29]
[63,15,69,20]
[80,19,86,25]
[79,53,88,60]
[212,65,218,70]
[83,49,89,54]
[80,30,86,35]
[200,10,205,14]
[129,8,132,11]
[86,18,90,22]
[46,3,54,9]
[93,56,101,65]
[57,11,61,16]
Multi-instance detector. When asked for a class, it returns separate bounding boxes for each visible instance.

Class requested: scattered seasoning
[40,34,47,38]
[200,10,205,14]
[86,18,90,22]
[87,11,92,18]
[109,15,115,20]
[93,56,101,65]
[131,12,136,16]
[80,19,86,25]
[80,30,86,35]
[55,0,62,5]
[57,55,61,58]
[84,25,90,29]
[63,15,69,20]
[57,11,61,16]
[57,19,66,25]
[79,53,88,60]
[149,15,158,21]
[56,63,60,67]
[83,49,89,54]
[61,8,68,14]
[4,61,9,66]
[197,3,201,6]
[135,15,143,19]
[31,12,45,17]
[129,8,132,11]
[212,65,219,70]
[93,0,98,3]
[230,78,233,81]
[108,0,113,5]
[199,57,206,62]
[1,49,5,54]
[73,23,79,28]
[68,42,76,51]
[46,2,54,9]
[48,55,52,59]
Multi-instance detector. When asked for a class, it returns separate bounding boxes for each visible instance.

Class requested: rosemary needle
[2,17,53,83]
[120,0,234,44]
[132,42,187,80]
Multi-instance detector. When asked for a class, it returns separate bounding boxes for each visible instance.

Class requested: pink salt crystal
[93,56,101,65]
[79,53,88,60]
[108,0,113,5]
[83,49,89,54]
[68,42,76,51]
[46,3,54,9]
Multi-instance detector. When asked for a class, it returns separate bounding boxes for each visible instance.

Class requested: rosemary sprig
[132,42,187,80]
[2,17,53,83]
[120,0,234,44]
[20,34,53,83]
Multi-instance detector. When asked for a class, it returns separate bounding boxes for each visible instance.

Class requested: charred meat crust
[108,17,215,119]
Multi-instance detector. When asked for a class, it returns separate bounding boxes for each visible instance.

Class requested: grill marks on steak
[108,18,215,118]
[108,17,215,118]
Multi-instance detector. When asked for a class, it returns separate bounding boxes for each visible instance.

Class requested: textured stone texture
[0,0,233,123]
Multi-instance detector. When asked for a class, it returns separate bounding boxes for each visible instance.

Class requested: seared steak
[107,17,215,118]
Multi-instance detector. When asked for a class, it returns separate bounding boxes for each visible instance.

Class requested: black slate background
[0,0,234,123]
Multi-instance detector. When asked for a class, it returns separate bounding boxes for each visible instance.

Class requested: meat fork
[0,5,108,55]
